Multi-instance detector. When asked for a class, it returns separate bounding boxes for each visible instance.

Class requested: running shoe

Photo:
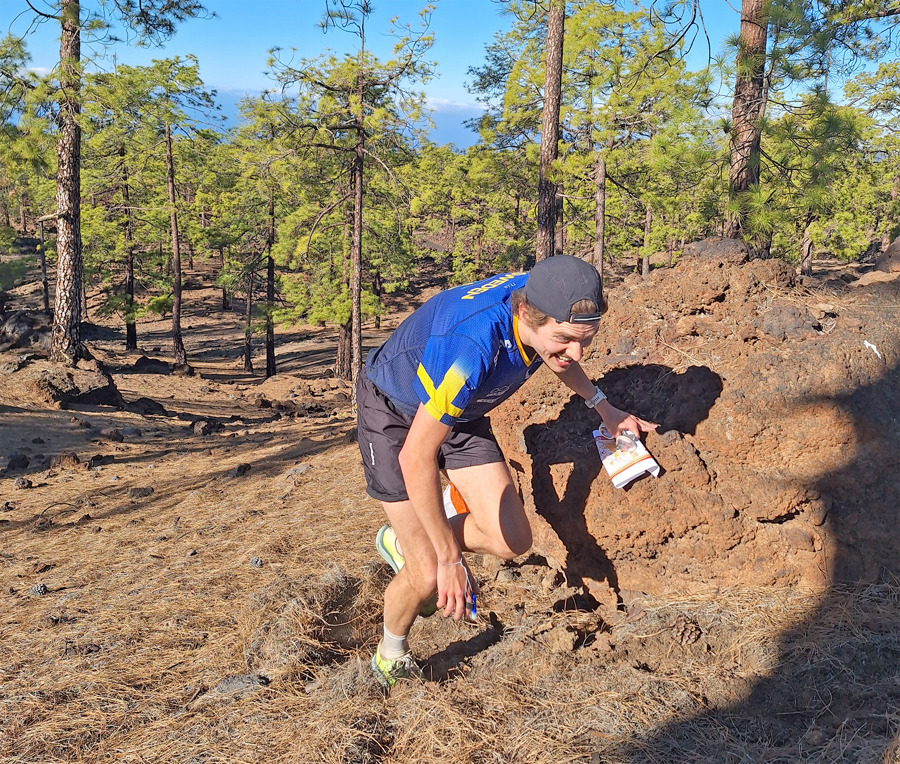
[375,524,404,574]
[375,525,437,617]
[371,642,425,689]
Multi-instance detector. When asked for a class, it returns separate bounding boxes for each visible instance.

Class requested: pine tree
[269,0,433,406]
[12,0,209,365]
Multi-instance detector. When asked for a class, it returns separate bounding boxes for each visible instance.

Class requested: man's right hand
[436,557,475,621]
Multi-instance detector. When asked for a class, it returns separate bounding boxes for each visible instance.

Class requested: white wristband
[584,385,607,408]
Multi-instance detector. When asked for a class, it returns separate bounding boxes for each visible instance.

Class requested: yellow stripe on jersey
[417,361,467,421]
[512,314,534,366]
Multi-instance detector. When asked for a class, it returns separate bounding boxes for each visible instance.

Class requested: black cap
[523,255,604,324]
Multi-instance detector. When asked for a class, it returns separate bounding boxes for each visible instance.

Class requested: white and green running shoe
[375,525,438,617]
[375,525,405,573]
[371,642,425,689]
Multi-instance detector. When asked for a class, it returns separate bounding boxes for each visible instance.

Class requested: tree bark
[536,0,564,262]
[50,0,82,365]
[642,203,652,277]
[244,271,254,373]
[336,318,352,380]
[165,123,188,366]
[119,143,137,351]
[372,270,382,329]
[348,119,364,401]
[593,153,606,279]
[265,179,276,378]
[727,0,768,239]
[800,217,815,276]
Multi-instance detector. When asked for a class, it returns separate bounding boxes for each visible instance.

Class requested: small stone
[284,464,310,478]
[121,426,143,437]
[32,437,45,444]
[6,453,30,471]
[31,583,49,596]
[128,486,154,499]
[249,557,263,568]
[212,673,270,695]
[192,420,222,436]
[51,453,81,469]
[14,477,32,489]
[230,463,252,477]
[187,549,197,557]
[100,428,124,442]
[1,502,14,512]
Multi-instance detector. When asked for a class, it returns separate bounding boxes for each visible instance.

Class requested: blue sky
[4,0,738,147]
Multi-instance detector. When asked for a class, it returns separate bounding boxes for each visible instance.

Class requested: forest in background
[1,0,898,394]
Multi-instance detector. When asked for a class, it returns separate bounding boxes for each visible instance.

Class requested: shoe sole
[371,652,393,689]
[375,526,438,618]
[375,525,402,575]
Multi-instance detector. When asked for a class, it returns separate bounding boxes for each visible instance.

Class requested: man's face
[522,313,599,373]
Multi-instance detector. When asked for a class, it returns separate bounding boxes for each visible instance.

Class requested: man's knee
[496,522,532,560]
[403,558,438,597]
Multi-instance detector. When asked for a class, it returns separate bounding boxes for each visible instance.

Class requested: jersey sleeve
[413,334,489,425]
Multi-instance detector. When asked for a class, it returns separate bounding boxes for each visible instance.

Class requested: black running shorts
[356,371,505,503]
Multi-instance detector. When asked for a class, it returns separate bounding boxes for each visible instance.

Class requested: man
[357,255,656,688]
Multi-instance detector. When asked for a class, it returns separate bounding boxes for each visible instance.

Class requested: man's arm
[397,404,472,619]
[553,361,658,437]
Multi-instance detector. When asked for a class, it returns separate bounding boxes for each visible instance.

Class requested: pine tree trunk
[120,143,137,351]
[38,220,50,313]
[50,0,82,365]
[642,203,652,277]
[593,153,606,279]
[165,123,188,366]
[800,218,815,276]
[348,121,364,399]
[555,182,565,255]
[336,318,352,380]
[372,270,382,330]
[536,0,564,262]
[884,178,899,251]
[265,177,276,378]
[727,0,768,239]
[244,271,254,373]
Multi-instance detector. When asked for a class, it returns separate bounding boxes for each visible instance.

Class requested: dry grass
[2,432,897,763]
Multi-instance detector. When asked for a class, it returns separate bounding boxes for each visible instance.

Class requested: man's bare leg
[446,461,532,560]
[381,499,438,638]
[380,461,530,638]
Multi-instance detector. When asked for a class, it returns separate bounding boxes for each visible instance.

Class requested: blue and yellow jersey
[365,272,542,425]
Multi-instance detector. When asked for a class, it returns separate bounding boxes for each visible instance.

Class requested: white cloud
[27,67,53,77]
[426,97,485,114]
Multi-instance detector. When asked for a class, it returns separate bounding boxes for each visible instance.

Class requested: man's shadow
[609,359,900,762]
[523,364,723,606]
[616,364,900,764]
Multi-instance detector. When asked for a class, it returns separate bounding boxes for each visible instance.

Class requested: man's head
[512,255,606,372]
[517,254,606,327]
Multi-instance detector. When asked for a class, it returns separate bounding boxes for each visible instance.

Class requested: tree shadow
[524,364,723,604]
[614,359,900,762]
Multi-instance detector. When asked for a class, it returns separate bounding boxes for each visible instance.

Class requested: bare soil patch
[1,253,898,763]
